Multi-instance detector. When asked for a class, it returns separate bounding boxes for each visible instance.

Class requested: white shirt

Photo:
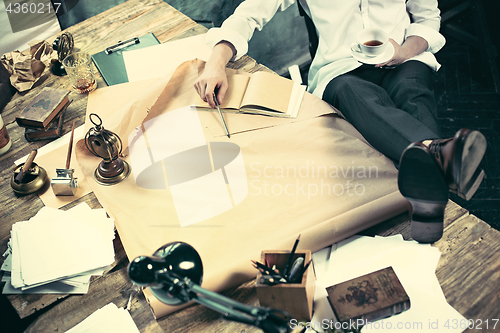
[205,0,446,99]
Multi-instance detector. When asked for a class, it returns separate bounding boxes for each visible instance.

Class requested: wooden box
[255,250,315,320]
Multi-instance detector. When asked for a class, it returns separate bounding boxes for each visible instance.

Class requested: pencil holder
[255,250,315,320]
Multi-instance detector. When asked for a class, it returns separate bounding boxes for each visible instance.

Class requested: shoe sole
[453,130,487,200]
[398,144,449,243]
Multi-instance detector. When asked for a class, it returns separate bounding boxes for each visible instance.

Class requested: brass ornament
[84,113,130,185]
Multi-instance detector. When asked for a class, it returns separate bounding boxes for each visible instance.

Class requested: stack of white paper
[65,303,140,333]
[305,235,467,333]
[1,203,115,294]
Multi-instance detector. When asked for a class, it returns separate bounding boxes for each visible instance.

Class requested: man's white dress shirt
[206,0,446,98]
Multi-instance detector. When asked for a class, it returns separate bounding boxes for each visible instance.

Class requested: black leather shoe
[428,129,487,201]
[398,142,449,243]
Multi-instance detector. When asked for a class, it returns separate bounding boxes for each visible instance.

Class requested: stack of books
[1,203,115,294]
[15,87,72,142]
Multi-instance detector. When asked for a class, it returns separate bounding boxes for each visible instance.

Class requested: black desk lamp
[128,241,291,333]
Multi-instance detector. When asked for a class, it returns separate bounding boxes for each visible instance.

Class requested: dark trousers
[322,60,441,163]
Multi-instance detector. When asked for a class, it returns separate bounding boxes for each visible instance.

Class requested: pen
[105,37,140,54]
[291,259,312,283]
[260,275,287,285]
[251,260,281,275]
[65,121,76,169]
[283,234,301,278]
[213,92,230,138]
[260,275,280,285]
[287,257,304,282]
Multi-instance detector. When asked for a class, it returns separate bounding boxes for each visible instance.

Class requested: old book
[24,108,66,142]
[16,87,70,129]
[326,267,410,325]
[192,71,306,118]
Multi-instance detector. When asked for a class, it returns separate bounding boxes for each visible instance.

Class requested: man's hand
[195,62,228,108]
[194,41,235,108]
[375,36,428,68]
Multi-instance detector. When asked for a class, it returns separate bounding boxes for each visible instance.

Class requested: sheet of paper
[306,236,466,333]
[2,278,90,294]
[65,303,140,333]
[123,33,211,82]
[17,218,115,286]
[311,246,332,279]
[2,203,115,292]
[15,126,86,166]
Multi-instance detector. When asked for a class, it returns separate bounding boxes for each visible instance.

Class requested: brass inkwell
[84,113,130,185]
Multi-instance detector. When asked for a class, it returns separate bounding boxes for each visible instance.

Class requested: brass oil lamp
[84,113,130,185]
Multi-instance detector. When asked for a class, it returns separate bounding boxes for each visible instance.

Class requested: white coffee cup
[350,28,388,57]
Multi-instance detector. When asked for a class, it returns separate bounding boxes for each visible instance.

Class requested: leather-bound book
[24,108,66,142]
[326,267,410,328]
[16,87,70,130]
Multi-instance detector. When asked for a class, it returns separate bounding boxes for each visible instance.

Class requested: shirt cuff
[205,27,249,61]
[406,23,446,54]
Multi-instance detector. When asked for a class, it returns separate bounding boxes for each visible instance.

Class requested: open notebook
[192,71,306,118]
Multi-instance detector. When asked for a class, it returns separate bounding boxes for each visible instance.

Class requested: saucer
[351,42,395,65]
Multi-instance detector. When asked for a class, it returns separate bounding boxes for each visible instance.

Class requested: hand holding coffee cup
[351,28,388,57]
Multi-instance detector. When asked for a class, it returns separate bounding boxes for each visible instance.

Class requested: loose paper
[307,235,467,333]
[2,203,115,294]
[65,303,140,333]
[123,33,211,82]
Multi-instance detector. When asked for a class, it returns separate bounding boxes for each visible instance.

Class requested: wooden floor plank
[435,213,500,327]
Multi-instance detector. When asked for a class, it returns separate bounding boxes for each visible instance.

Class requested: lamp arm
[157,274,291,333]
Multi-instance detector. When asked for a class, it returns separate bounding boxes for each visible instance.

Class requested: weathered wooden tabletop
[1,0,499,332]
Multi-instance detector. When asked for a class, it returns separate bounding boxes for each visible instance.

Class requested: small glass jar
[0,114,12,156]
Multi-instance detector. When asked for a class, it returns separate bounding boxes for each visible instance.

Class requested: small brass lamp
[84,113,130,185]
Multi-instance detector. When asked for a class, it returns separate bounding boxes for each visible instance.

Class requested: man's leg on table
[322,63,441,163]
[322,62,486,243]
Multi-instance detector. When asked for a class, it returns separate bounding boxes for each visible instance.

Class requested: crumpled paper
[1,40,56,92]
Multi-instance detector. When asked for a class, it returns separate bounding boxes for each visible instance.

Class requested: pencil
[283,234,301,278]
[251,260,280,275]
[213,92,230,138]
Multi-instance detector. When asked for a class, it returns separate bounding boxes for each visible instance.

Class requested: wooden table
[1,1,499,332]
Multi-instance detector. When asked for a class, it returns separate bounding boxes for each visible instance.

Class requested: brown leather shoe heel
[398,143,449,243]
[429,129,487,201]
